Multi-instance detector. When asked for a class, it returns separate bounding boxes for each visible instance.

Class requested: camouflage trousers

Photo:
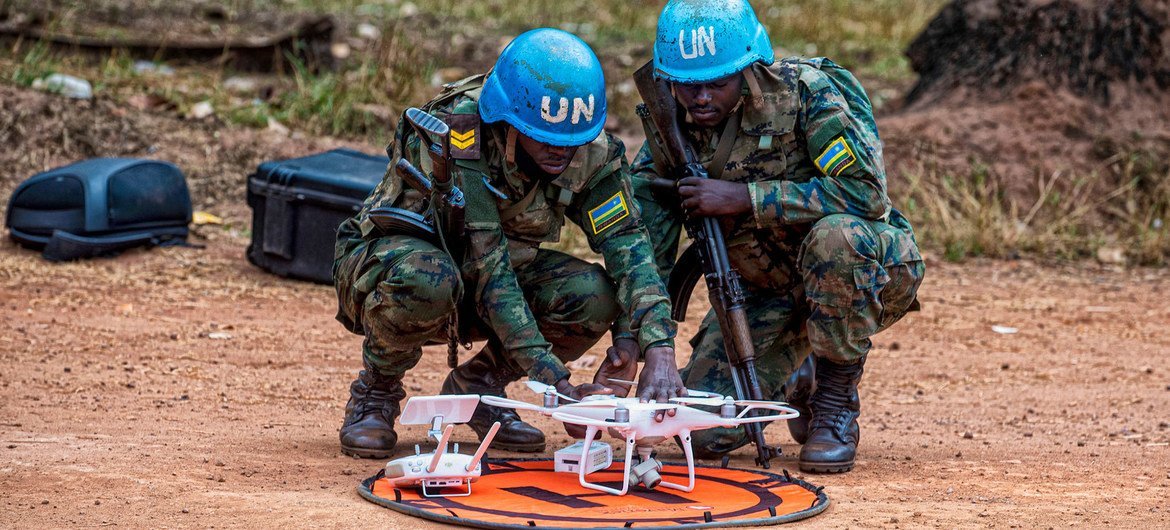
[677,214,925,456]
[334,234,618,381]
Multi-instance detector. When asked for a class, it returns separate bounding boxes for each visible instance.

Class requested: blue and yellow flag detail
[815,137,857,177]
[588,191,630,235]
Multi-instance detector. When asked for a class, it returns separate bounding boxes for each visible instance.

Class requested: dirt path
[1,231,1168,528]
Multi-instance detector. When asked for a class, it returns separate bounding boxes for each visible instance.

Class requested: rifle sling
[705,106,742,180]
[496,178,543,222]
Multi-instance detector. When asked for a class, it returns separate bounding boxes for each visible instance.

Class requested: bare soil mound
[881,0,1170,208]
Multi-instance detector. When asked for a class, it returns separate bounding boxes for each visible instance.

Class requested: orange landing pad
[358,459,829,529]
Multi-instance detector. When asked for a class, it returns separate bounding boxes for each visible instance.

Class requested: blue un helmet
[653,0,775,83]
[479,28,607,147]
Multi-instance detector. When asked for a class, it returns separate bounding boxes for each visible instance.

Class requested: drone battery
[554,441,612,475]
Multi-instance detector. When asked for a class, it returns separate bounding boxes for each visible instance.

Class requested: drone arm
[731,403,800,424]
[427,424,455,473]
[551,411,631,430]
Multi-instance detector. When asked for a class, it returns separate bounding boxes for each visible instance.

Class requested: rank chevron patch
[450,129,475,150]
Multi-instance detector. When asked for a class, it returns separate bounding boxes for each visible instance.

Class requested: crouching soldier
[333,28,685,458]
[632,0,925,472]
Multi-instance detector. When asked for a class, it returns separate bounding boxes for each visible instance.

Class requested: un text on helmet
[541,95,596,125]
[679,27,717,60]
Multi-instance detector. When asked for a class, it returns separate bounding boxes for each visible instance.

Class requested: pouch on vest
[6,158,192,261]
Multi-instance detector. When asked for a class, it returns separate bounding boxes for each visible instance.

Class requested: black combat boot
[339,364,405,459]
[799,357,864,473]
[441,349,546,452]
[783,355,816,445]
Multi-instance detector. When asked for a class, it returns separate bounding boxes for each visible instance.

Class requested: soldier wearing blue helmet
[632,0,925,473]
[333,28,684,458]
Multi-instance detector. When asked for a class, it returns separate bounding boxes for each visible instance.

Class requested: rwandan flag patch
[815,137,857,177]
[588,191,630,235]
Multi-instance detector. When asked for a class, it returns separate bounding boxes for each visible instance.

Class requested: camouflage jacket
[632,57,921,292]
[338,75,676,384]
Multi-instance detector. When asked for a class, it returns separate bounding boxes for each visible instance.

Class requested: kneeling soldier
[334,28,684,458]
[633,0,926,472]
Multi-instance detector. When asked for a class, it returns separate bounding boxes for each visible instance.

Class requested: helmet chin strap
[742,67,764,109]
[505,125,519,165]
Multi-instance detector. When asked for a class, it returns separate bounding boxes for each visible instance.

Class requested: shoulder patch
[815,136,857,177]
[443,113,481,160]
[588,191,630,235]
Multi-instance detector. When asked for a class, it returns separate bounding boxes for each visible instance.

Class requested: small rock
[266,118,290,136]
[7,444,16,449]
[356,23,381,40]
[95,500,100,505]
[182,508,189,514]
[890,341,901,351]
[962,431,974,439]
[188,101,215,120]
[1001,363,1010,370]
[170,333,179,341]
[133,61,175,76]
[41,500,49,505]
[207,332,232,340]
[64,367,71,373]
[223,76,259,95]
[32,74,92,99]
[1095,246,1127,265]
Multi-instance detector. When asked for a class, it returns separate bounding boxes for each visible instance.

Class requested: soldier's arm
[746,68,891,227]
[628,140,685,283]
[571,142,676,355]
[460,165,568,385]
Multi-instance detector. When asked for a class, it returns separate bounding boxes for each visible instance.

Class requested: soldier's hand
[638,346,686,421]
[555,378,614,439]
[555,378,615,402]
[677,177,751,217]
[593,338,640,397]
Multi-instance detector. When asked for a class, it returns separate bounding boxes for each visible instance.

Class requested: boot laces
[351,384,402,422]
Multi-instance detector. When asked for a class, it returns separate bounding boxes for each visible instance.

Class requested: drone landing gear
[574,427,697,495]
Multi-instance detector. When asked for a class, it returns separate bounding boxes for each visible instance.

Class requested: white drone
[481,381,798,496]
[383,395,499,498]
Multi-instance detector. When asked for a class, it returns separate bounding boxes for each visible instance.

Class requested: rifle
[390,108,469,368]
[633,61,781,468]
[403,107,466,261]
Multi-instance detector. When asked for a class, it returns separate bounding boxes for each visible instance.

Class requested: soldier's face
[517,131,580,175]
[673,72,744,128]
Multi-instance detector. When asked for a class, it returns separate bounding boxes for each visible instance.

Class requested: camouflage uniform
[632,58,925,455]
[335,75,676,388]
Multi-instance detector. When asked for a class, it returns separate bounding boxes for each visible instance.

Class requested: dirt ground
[2,229,1169,528]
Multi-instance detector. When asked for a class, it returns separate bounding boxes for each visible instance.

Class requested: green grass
[900,138,1170,265]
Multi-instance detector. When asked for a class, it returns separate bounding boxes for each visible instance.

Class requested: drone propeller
[669,396,728,407]
[604,378,722,399]
[524,380,578,403]
[479,395,550,413]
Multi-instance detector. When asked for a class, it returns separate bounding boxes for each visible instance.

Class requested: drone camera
[629,458,663,489]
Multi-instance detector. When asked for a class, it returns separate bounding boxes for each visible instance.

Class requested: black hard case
[246,148,388,283]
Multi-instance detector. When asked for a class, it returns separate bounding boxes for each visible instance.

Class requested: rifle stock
[634,61,780,468]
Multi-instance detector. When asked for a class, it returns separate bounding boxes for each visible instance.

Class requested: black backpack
[6,158,192,261]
